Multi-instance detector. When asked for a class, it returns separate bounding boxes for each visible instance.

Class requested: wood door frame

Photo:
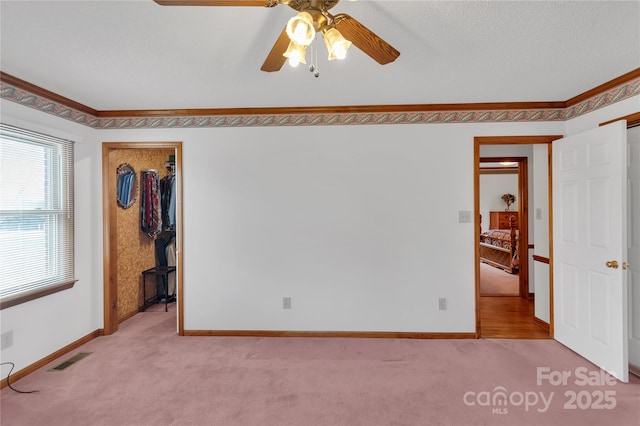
[474,135,561,338]
[102,141,184,336]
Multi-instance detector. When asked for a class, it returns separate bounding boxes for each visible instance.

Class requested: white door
[553,120,628,382]
[628,125,640,376]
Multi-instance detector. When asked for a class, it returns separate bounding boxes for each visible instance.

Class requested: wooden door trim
[599,111,640,128]
[474,135,561,338]
[102,142,184,336]
[547,142,554,338]
[518,158,529,298]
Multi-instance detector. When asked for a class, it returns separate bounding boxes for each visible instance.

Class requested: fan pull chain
[308,36,320,78]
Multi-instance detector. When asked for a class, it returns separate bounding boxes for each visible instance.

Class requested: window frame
[0,124,77,310]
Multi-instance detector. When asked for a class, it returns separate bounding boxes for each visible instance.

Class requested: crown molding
[0,72,99,117]
[565,68,640,107]
[1,68,639,129]
[96,101,567,118]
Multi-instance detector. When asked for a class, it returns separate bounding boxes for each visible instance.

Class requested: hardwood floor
[480,296,550,339]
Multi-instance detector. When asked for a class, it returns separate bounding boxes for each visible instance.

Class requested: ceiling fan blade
[261,26,290,72]
[153,0,272,6]
[333,13,399,65]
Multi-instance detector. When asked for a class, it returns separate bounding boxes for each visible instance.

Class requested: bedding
[481,229,515,250]
[480,228,519,274]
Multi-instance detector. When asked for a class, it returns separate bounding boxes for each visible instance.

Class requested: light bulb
[283,41,307,67]
[293,23,309,42]
[288,51,302,67]
[323,27,351,61]
[332,42,348,60]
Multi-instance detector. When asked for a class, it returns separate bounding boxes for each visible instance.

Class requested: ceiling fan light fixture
[322,27,351,60]
[286,11,316,46]
[283,40,307,67]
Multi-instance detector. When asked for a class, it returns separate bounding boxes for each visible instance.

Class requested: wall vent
[49,352,92,372]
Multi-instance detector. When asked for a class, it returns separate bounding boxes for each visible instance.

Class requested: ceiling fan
[153,0,400,72]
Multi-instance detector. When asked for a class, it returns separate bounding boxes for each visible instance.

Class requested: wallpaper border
[1,73,639,129]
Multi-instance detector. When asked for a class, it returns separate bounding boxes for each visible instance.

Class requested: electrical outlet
[438,298,447,311]
[1,331,13,350]
[283,296,291,309]
[536,208,542,220]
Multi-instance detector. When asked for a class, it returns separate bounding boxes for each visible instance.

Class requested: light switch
[458,210,472,223]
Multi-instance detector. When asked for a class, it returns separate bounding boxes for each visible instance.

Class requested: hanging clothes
[154,229,176,299]
[140,170,162,238]
[160,172,175,230]
[166,236,176,296]
[168,175,176,228]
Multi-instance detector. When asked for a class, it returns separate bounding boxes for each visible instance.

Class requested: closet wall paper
[111,148,174,321]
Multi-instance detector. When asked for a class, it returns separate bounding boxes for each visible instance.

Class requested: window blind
[0,124,75,307]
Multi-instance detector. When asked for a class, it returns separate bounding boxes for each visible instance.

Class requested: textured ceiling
[1,0,639,111]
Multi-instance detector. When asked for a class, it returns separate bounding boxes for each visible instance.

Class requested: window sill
[0,280,77,310]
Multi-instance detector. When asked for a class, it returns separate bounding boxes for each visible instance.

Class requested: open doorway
[479,157,526,298]
[102,142,184,336]
[474,135,559,339]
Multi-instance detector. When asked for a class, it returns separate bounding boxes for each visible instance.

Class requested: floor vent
[49,352,92,372]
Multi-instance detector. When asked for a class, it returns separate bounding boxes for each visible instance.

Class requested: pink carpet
[480,261,519,296]
[1,304,639,426]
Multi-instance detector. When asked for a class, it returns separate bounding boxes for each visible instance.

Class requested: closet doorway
[102,142,183,336]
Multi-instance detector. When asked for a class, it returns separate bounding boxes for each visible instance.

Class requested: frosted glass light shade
[323,27,351,60]
[283,41,307,67]
[286,12,316,46]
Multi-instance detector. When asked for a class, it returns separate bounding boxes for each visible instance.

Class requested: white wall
[11,94,640,373]
[176,124,565,332]
[183,125,478,331]
[479,173,518,233]
[533,144,550,322]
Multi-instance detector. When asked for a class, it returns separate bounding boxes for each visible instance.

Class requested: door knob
[606,260,619,269]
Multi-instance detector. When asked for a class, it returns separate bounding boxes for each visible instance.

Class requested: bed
[479,215,519,274]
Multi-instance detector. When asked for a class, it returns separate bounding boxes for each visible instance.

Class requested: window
[0,124,76,309]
